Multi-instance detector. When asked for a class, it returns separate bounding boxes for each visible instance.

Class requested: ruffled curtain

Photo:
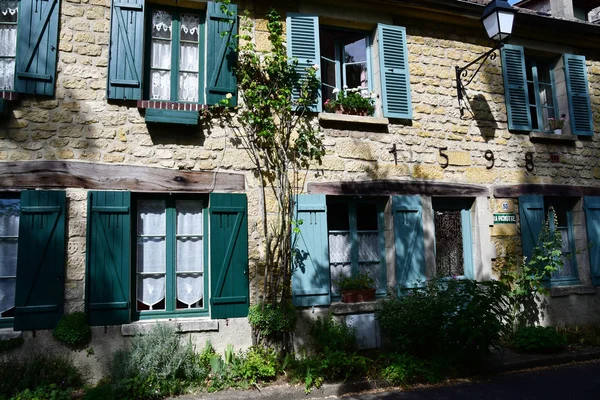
[179,14,199,102]
[137,200,166,310]
[176,200,203,308]
[150,10,172,100]
[0,0,17,91]
[0,199,19,316]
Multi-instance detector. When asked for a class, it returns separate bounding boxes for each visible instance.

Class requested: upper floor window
[0,1,17,91]
[526,58,557,132]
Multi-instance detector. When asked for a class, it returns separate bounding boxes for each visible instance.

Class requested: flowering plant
[548,115,566,130]
[324,86,375,116]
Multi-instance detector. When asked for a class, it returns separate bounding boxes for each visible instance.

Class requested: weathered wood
[494,184,600,198]
[307,180,489,197]
[0,161,245,192]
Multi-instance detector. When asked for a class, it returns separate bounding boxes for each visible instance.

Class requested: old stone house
[0,0,599,378]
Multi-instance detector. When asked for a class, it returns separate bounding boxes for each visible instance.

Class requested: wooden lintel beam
[494,184,600,198]
[0,161,245,192]
[307,180,489,197]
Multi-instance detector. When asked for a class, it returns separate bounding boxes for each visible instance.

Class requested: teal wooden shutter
[584,197,600,285]
[501,44,531,131]
[14,0,60,96]
[292,194,330,307]
[15,190,66,331]
[86,191,131,326]
[518,195,544,260]
[286,13,321,112]
[378,24,412,119]
[209,193,248,319]
[206,1,238,106]
[107,0,145,100]
[564,54,593,136]
[393,196,425,293]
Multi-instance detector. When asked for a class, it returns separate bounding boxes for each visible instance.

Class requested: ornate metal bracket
[455,43,503,113]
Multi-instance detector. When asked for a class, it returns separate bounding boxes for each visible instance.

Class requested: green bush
[382,353,446,385]
[52,312,92,348]
[248,301,297,343]
[376,278,508,363]
[557,325,600,348]
[513,326,567,353]
[235,346,278,384]
[310,314,357,353]
[0,354,82,399]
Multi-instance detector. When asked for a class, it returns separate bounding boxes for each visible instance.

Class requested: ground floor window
[0,198,19,324]
[545,198,578,283]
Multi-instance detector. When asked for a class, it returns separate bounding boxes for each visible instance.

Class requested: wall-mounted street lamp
[456,0,516,112]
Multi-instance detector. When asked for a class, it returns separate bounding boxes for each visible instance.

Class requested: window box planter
[341,288,376,303]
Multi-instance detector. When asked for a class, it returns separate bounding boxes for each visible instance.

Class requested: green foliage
[513,326,567,353]
[11,385,73,400]
[0,354,82,399]
[334,272,375,291]
[310,314,357,353]
[376,278,508,363]
[0,336,24,353]
[323,88,375,116]
[52,312,92,348]
[499,208,564,334]
[248,301,297,343]
[382,353,446,385]
[557,325,600,348]
[235,346,278,384]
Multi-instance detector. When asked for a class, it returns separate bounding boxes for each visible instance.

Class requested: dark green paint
[145,109,199,125]
[502,44,532,131]
[564,54,593,136]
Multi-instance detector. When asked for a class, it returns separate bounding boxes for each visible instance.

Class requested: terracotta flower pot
[340,288,376,303]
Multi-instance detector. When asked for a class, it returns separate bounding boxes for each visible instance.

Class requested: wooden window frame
[0,194,19,328]
[545,198,580,287]
[144,5,206,104]
[0,3,18,92]
[526,57,559,133]
[132,194,209,320]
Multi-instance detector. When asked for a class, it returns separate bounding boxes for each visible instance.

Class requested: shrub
[52,312,92,348]
[248,301,297,344]
[557,325,600,348]
[310,314,357,353]
[376,278,508,363]
[235,346,279,384]
[0,354,82,399]
[382,353,446,385]
[513,326,567,353]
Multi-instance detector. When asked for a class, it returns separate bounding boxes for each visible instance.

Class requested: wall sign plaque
[494,213,516,224]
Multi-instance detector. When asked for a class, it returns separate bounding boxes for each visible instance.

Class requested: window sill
[550,285,597,297]
[529,132,578,142]
[0,328,22,341]
[318,112,389,131]
[137,100,208,112]
[121,317,218,336]
[330,300,381,316]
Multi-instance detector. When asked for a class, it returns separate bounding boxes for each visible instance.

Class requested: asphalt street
[342,361,600,399]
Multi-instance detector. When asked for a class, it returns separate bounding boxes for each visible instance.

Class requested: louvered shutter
[584,197,600,285]
[564,54,593,136]
[206,1,237,106]
[518,195,544,260]
[107,0,145,100]
[393,196,425,293]
[209,193,248,319]
[15,0,60,96]
[292,195,330,307]
[86,191,131,326]
[502,44,531,131]
[286,14,321,112]
[14,190,66,331]
[378,24,412,119]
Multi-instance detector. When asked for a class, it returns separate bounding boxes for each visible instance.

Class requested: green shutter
[286,13,321,112]
[15,0,60,96]
[584,197,600,285]
[393,196,425,293]
[107,0,145,100]
[206,1,237,106]
[378,24,412,119]
[86,191,131,326]
[209,193,248,319]
[518,195,544,260]
[564,54,593,136]
[14,190,66,331]
[502,44,531,131]
[292,194,330,307]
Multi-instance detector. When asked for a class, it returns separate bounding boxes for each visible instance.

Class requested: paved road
[342,361,600,399]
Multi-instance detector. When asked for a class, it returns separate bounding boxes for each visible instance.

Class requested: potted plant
[334,272,376,303]
[548,115,566,134]
[324,87,376,116]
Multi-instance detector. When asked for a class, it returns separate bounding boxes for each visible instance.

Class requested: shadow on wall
[467,93,499,141]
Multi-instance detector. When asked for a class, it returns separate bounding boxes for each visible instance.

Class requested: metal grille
[434,210,464,277]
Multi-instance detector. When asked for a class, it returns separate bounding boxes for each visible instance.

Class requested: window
[432,198,474,279]
[147,9,203,103]
[0,1,17,91]
[545,198,578,284]
[320,28,370,104]
[135,198,207,317]
[525,58,557,132]
[0,198,19,327]
[327,198,386,296]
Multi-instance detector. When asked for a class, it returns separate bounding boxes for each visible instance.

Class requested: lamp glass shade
[482,11,500,40]
[481,0,515,42]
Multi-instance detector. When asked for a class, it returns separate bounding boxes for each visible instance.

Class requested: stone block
[336,139,378,161]
[412,164,444,180]
[57,149,75,159]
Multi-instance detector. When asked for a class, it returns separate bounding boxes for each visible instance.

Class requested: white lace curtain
[0,0,18,91]
[175,200,203,308]
[0,199,19,316]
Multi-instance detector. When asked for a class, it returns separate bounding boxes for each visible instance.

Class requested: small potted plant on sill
[548,115,566,134]
[335,272,376,303]
[324,86,376,117]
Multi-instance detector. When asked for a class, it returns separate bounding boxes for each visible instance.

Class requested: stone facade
[1,0,600,381]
